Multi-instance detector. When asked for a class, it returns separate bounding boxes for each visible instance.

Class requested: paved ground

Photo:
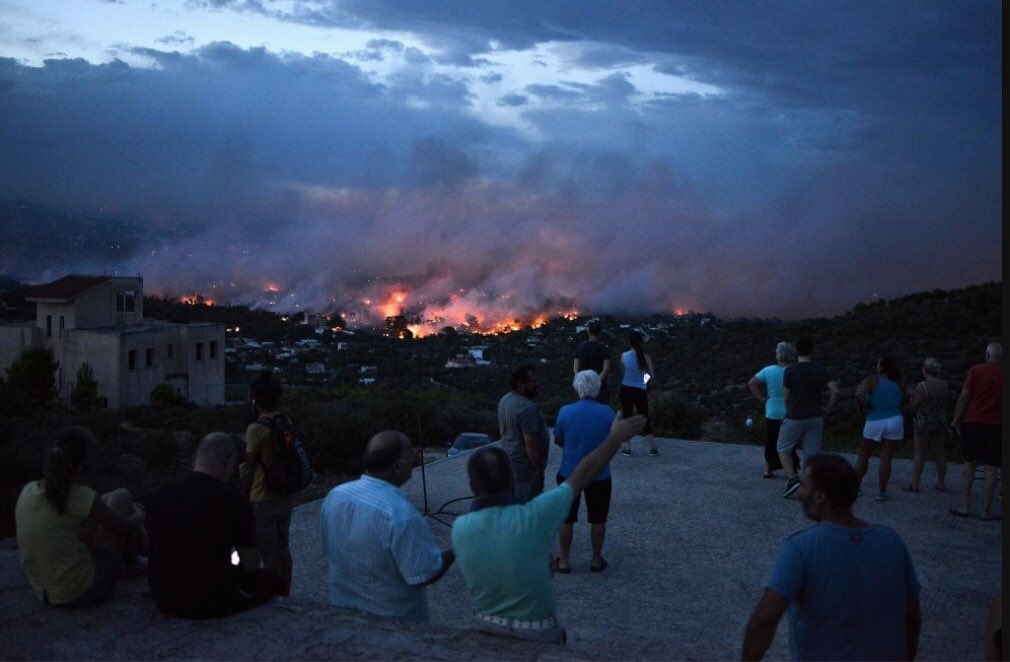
[1,436,1001,660]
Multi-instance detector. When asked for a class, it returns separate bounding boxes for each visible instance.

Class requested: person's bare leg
[854,439,874,490]
[981,466,999,519]
[910,431,926,491]
[934,435,948,490]
[779,452,795,480]
[956,461,977,514]
[589,523,606,567]
[878,440,896,494]
[557,524,573,570]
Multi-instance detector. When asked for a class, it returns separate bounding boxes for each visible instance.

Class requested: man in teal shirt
[451,413,646,643]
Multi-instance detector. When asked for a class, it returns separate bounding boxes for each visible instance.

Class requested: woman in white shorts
[854,355,905,501]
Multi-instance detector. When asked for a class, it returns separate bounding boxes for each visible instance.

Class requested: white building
[0,275,225,409]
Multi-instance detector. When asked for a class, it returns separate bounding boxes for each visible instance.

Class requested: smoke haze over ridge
[0,2,1001,321]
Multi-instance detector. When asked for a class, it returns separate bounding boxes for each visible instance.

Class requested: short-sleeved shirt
[866,377,903,421]
[964,363,1002,426]
[783,361,834,420]
[15,481,97,605]
[320,475,443,622]
[755,365,788,420]
[146,471,256,613]
[575,339,611,375]
[498,392,550,472]
[246,411,282,502]
[452,483,573,620]
[554,399,615,480]
[767,522,921,661]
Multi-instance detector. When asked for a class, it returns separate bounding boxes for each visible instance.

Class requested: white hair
[573,370,602,399]
[986,342,1002,361]
[775,341,797,363]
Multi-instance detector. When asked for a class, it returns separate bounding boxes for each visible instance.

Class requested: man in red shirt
[950,342,1002,520]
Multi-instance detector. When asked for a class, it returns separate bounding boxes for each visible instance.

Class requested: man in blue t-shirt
[742,454,921,661]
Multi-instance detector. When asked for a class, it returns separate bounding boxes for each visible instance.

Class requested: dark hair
[878,354,900,382]
[44,427,93,514]
[250,370,282,411]
[805,454,858,511]
[508,364,536,390]
[796,336,814,357]
[362,431,411,473]
[628,331,646,370]
[588,322,602,336]
[468,446,514,496]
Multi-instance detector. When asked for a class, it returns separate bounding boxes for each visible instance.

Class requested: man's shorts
[776,417,823,456]
[556,475,611,524]
[961,422,1002,467]
[862,414,905,442]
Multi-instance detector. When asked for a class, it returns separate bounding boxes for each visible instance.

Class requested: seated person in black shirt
[146,432,284,619]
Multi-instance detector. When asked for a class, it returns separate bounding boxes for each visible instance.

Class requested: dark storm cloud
[0,1,1001,319]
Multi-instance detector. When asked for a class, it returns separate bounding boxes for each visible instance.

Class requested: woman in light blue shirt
[748,342,799,479]
[855,354,906,501]
[617,331,657,455]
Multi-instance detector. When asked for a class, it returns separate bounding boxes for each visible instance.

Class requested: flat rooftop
[0,437,1001,660]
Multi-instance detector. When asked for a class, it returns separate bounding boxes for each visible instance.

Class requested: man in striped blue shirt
[320,431,454,622]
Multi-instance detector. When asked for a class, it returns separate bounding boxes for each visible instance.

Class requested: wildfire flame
[179,295,215,306]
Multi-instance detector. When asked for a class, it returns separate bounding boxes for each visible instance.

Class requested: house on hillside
[0,274,225,409]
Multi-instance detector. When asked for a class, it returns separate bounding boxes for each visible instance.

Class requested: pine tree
[71,362,100,411]
[5,346,59,404]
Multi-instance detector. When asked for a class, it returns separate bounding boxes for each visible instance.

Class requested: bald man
[146,433,283,619]
[320,431,454,622]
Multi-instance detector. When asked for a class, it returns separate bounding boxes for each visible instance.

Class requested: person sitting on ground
[15,426,147,608]
[617,331,658,455]
[854,354,906,502]
[146,432,284,619]
[320,431,454,623]
[950,342,1002,520]
[748,341,800,479]
[553,370,616,574]
[905,357,950,493]
[742,454,921,661]
[778,336,838,498]
[452,414,646,644]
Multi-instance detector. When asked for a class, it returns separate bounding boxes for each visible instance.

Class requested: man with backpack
[242,370,310,597]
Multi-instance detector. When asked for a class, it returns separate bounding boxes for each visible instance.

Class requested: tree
[70,362,100,411]
[5,346,58,404]
[151,382,188,408]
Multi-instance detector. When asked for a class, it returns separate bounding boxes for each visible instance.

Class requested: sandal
[762,471,774,479]
[949,508,971,518]
[590,558,608,573]
[901,484,919,493]
[554,557,571,574]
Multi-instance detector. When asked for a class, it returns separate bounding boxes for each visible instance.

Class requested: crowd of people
[10,327,1002,659]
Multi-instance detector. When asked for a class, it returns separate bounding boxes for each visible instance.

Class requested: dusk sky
[0,1,1002,324]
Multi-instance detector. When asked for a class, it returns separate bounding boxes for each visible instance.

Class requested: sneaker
[782,476,801,498]
[649,448,660,456]
[620,448,631,456]
[875,492,888,502]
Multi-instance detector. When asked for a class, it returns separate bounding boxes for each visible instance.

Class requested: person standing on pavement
[748,341,800,479]
[498,364,550,503]
[617,331,658,456]
[778,337,838,498]
[574,322,613,405]
[949,342,1002,520]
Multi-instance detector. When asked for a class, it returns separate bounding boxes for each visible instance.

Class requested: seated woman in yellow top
[15,426,148,607]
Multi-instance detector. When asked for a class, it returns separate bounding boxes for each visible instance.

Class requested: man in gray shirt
[498,364,550,503]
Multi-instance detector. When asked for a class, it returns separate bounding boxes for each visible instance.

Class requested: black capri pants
[619,385,653,434]
[557,474,612,524]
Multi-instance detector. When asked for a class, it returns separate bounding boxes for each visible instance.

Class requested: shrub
[650,390,702,440]
[151,383,188,408]
[4,346,58,404]
[71,362,100,411]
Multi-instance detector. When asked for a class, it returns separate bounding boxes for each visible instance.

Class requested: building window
[145,348,154,369]
[210,341,218,359]
[46,315,52,338]
[116,290,136,313]
[167,343,174,359]
[128,350,137,370]
[195,342,203,361]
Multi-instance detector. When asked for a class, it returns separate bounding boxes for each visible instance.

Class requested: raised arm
[564,414,646,495]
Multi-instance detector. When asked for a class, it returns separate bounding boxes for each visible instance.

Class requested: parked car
[447,432,493,457]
